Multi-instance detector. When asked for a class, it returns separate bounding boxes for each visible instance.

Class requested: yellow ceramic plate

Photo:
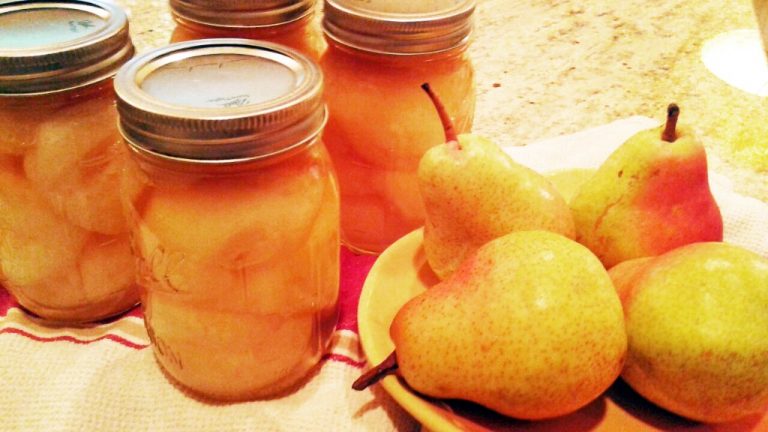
[357,228,768,432]
[356,228,468,432]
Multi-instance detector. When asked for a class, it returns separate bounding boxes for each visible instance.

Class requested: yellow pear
[418,83,574,279]
[571,104,722,268]
[354,230,627,420]
[609,242,768,423]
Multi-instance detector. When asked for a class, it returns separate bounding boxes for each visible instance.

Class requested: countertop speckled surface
[116,0,768,202]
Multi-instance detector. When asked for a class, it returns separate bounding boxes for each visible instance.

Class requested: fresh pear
[418,83,575,279]
[571,104,723,268]
[354,230,627,420]
[609,242,768,423]
[545,168,596,204]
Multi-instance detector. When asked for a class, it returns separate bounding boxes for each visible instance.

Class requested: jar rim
[121,114,326,171]
[170,0,315,29]
[322,0,475,55]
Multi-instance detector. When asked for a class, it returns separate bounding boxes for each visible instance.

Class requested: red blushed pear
[571,104,723,268]
[417,83,575,280]
[354,230,627,421]
[603,256,654,308]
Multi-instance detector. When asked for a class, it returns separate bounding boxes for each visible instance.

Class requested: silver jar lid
[114,39,325,163]
[322,0,475,55]
[170,0,315,29]
[0,0,134,95]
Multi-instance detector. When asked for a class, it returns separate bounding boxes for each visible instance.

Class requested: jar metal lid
[114,39,325,163]
[0,0,134,95]
[170,0,315,29]
[322,0,475,55]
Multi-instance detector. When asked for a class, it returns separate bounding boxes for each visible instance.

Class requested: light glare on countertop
[702,29,768,97]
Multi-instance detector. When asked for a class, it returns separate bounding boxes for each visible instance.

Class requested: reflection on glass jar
[320,0,477,254]
[169,0,325,60]
[115,39,340,401]
[0,0,137,324]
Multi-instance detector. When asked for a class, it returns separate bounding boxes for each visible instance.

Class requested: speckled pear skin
[418,134,575,280]
[390,230,627,420]
[609,243,768,423]
[570,125,723,268]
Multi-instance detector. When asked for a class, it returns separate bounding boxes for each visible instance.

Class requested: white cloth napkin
[0,311,419,432]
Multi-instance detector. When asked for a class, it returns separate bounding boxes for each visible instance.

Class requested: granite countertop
[117,0,768,202]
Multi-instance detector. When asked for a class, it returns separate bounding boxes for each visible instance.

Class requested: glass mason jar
[115,39,340,401]
[320,0,477,254]
[0,0,138,324]
[169,0,325,60]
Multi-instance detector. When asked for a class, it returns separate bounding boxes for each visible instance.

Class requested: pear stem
[352,351,399,391]
[661,103,680,142]
[421,82,460,149]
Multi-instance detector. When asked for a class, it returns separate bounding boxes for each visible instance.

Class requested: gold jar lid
[0,0,134,95]
[169,0,315,29]
[322,0,475,55]
[114,39,325,163]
